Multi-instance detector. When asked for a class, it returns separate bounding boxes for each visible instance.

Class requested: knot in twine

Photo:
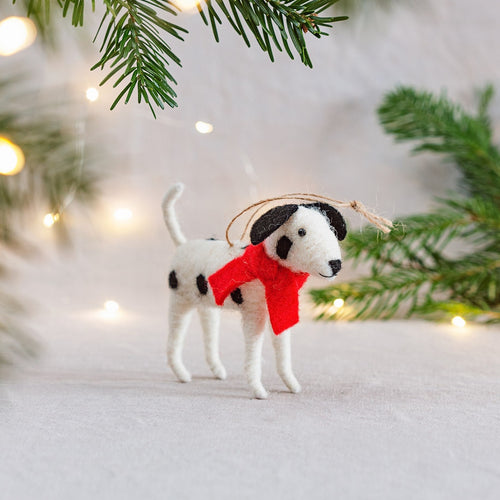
[225,192,393,246]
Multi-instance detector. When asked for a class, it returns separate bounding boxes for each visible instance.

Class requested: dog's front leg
[242,307,267,399]
[271,330,301,394]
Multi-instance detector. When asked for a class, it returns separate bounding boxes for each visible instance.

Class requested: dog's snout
[328,259,342,275]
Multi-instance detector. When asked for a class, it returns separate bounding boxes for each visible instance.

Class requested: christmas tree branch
[311,85,500,324]
[13,0,348,113]
[92,0,187,116]
[378,86,500,205]
[197,0,347,67]
[0,71,100,371]
[1,83,99,247]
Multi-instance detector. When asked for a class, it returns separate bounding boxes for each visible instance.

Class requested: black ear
[250,204,299,245]
[303,202,347,241]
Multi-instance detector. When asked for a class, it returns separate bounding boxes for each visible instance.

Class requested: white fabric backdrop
[1,1,500,498]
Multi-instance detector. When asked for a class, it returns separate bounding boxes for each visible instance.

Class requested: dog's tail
[162,183,187,247]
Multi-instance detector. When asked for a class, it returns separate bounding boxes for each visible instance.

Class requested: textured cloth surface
[1,1,499,496]
[209,242,308,334]
[2,309,500,500]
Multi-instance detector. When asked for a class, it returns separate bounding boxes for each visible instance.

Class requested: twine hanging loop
[225,192,393,246]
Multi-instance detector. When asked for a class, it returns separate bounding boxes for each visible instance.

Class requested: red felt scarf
[208,243,309,335]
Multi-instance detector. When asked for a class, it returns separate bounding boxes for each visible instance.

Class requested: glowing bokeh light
[451,316,466,328]
[0,137,25,176]
[104,300,120,314]
[195,121,214,134]
[333,298,344,308]
[0,17,37,56]
[114,208,133,221]
[86,87,99,102]
[175,0,201,12]
[43,213,60,228]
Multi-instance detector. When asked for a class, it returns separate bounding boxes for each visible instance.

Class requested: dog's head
[249,203,347,279]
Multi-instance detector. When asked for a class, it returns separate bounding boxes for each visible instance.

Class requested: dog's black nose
[329,260,342,275]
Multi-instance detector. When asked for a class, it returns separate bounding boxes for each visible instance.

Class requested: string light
[0,137,25,176]
[175,0,201,12]
[114,208,133,221]
[104,300,120,314]
[333,298,344,308]
[195,121,214,134]
[96,300,123,320]
[43,213,60,228]
[86,87,99,102]
[0,16,37,56]
[451,316,466,328]
[314,298,346,318]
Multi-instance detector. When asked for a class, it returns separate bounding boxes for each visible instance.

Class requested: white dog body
[163,183,345,399]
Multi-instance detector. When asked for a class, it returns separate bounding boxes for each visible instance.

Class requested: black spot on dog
[206,237,218,241]
[196,274,208,295]
[276,235,293,259]
[230,288,243,305]
[168,270,178,289]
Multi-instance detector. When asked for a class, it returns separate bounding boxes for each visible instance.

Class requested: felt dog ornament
[162,183,392,399]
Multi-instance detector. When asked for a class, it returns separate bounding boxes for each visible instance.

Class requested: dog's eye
[298,228,306,237]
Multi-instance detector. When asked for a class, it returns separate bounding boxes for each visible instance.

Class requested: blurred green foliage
[14,0,347,115]
[312,86,500,324]
[0,72,100,371]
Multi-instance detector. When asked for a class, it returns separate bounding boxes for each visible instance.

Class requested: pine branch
[312,238,500,322]
[311,85,500,325]
[378,86,500,206]
[0,71,100,371]
[344,210,469,273]
[92,0,187,115]
[413,301,500,324]
[13,0,348,114]
[197,0,347,67]
[311,268,430,320]
[13,0,93,40]
[0,76,99,248]
[14,0,52,39]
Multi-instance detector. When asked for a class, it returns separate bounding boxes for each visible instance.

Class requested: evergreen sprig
[311,86,500,324]
[0,72,100,370]
[197,0,347,67]
[0,79,99,248]
[378,86,500,205]
[15,0,91,27]
[92,0,187,116]
[13,0,347,114]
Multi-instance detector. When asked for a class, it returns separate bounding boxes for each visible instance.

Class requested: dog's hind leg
[198,307,227,380]
[271,329,301,394]
[168,300,194,383]
[242,306,268,399]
